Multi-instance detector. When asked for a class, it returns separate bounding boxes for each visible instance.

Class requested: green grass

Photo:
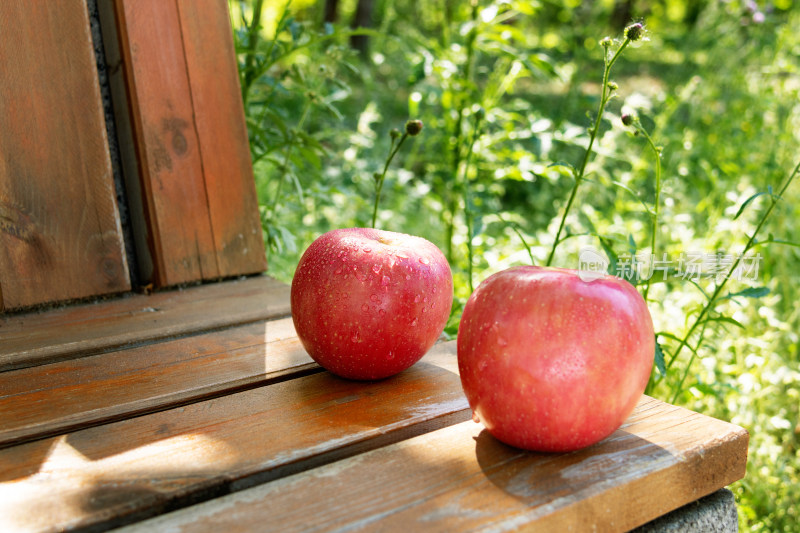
[230,1,800,530]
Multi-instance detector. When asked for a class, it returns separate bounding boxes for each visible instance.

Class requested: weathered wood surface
[175,0,265,278]
[119,396,749,533]
[0,275,289,371]
[110,0,265,287]
[0,0,130,310]
[0,318,314,448]
[0,343,468,533]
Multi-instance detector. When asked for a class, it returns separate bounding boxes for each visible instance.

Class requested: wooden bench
[1,276,748,532]
[0,1,748,531]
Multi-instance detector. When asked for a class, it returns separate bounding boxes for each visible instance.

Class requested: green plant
[545,24,644,267]
[371,120,423,228]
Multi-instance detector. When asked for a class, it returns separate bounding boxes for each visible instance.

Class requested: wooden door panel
[0,0,131,310]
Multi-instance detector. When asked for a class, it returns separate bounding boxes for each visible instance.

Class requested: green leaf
[627,233,637,256]
[722,287,771,300]
[733,191,769,220]
[547,161,576,177]
[701,315,746,329]
[598,237,618,275]
[654,340,666,377]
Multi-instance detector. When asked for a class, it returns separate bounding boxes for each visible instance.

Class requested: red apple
[291,228,453,380]
[457,266,654,452]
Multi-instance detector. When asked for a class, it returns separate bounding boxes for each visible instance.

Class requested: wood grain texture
[113,0,219,285]
[0,342,468,533]
[176,0,266,277]
[0,0,130,310]
[122,397,749,533]
[111,0,266,287]
[0,275,290,371]
[0,317,314,448]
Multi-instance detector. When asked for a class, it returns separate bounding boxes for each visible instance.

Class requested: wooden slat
[0,0,130,310]
[0,275,290,371]
[121,397,749,533]
[113,0,219,285]
[176,0,266,277]
[0,317,313,448]
[0,342,469,533]
[109,0,266,287]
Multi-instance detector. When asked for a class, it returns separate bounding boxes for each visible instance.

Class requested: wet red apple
[457,266,654,452]
[291,228,453,380]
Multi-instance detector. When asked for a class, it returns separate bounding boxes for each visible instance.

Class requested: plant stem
[666,158,799,403]
[270,100,312,217]
[637,123,662,301]
[463,112,483,293]
[371,133,409,228]
[445,0,479,263]
[545,37,631,267]
[242,0,265,106]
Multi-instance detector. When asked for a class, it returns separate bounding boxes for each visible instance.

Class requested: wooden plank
[109,0,266,287]
[0,342,468,533]
[113,0,220,285]
[121,397,749,533]
[176,0,266,277]
[0,0,130,310]
[0,317,314,448]
[0,275,290,371]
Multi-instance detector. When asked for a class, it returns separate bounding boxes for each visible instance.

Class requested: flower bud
[624,23,644,42]
[621,113,634,126]
[373,172,381,182]
[607,81,618,92]
[405,119,423,136]
[600,37,613,48]
[390,128,401,140]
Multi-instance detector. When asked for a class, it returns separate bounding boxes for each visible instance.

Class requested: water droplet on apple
[405,274,411,280]
[381,275,390,286]
[478,360,488,371]
[414,295,421,303]
[334,267,342,275]
[387,351,394,360]
[472,412,481,424]
[411,318,418,327]
[370,294,380,303]
[423,297,428,303]
[361,303,369,312]
[363,247,372,253]
[343,274,349,279]
[350,332,360,343]
[372,264,381,274]
[379,309,386,316]
[419,257,430,265]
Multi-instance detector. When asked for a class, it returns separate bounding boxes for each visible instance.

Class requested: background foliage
[229,0,800,530]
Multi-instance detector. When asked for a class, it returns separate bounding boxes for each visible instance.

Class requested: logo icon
[578,247,608,282]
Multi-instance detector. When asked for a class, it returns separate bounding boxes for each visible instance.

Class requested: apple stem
[545,34,633,267]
